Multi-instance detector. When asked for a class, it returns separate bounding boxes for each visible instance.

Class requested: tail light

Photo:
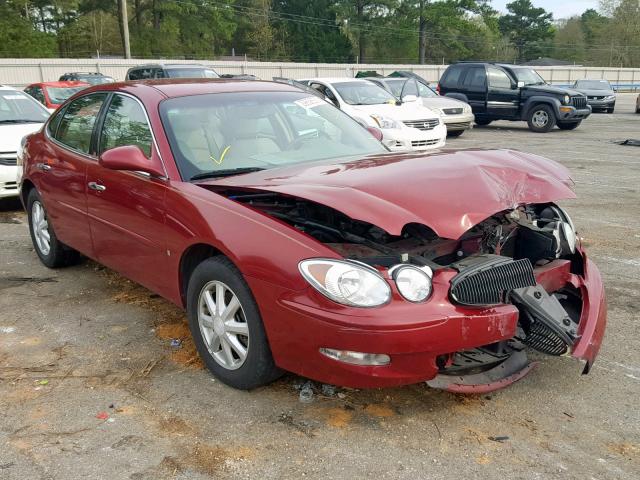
[436,84,441,95]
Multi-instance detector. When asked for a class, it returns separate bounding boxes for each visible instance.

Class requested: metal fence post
[38,63,44,82]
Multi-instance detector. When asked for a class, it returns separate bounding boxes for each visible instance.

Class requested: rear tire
[447,129,465,138]
[475,118,492,126]
[527,104,556,133]
[557,121,581,130]
[187,256,282,390]
[27,189,80,268]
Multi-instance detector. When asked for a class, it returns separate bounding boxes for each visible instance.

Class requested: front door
[86,93,170,296]
[486,67,520,118]
[36,93,108,255]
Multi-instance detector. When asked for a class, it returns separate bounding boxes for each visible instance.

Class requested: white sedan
[0,86,50,199]
[301,78,446,151]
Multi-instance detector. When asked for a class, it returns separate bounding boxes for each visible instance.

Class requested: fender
[521,96,562,120]
[445,92,470,104]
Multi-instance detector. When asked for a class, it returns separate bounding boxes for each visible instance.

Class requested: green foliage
[498,0,554,62]
[0,0,637,67]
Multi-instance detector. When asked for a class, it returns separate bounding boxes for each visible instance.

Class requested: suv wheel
[557,121,581,130]
[527,104,556,133]
[187,256,282,389]
[475,117,492,126]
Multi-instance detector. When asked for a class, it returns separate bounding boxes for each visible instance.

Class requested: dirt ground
[1,94,639,480]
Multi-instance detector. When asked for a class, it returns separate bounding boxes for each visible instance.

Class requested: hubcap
[198,281,249,370]
[532,110,549,128]
[31,201,51,256]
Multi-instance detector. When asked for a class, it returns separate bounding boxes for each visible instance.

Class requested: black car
[125,63,220,80]
[438,62,591,132]
[58,72,115,85]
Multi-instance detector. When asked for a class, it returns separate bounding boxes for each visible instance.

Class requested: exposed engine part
[510,285,578,356]
[449,254,536,306]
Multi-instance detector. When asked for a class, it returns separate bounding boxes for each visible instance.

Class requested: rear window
[440,65,465,88]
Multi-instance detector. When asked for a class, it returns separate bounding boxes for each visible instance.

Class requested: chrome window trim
[44,90,168,179]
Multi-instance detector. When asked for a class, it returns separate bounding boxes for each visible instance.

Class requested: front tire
[527,104,556,133]
[557,121,581,130]
[186,256,282,389]
[27,189,80,268]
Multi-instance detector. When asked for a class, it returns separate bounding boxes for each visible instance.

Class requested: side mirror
[402,94,418,103]
[366,126,383,141]
[99,145,165,178]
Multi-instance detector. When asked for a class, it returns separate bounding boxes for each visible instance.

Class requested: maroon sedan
[18,79,606,392]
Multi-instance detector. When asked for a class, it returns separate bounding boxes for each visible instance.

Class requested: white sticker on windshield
[294,96,326,109]
[4,95,28,100]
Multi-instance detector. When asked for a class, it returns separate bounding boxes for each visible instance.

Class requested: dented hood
[199,149,576,240]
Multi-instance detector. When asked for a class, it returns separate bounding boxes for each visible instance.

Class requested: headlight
[549,206,577,254]
[606,95,616,100]
[563,95,571,105]
[299,259,391,307]
[463,105,472,113]
[390,265,433,302]
[370,114,398,129]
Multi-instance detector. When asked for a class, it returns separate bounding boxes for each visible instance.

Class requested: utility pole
[119,0,131,59]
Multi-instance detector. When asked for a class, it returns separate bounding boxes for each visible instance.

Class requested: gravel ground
[1,94,639,480]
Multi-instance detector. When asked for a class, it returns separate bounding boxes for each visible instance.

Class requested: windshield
[0,90,49,122]
[46,86,87,105]
[166,68,219,79]
[383,79,437,99]
[79,75,114,85]
[332,81,397,105]
[159,91,387,181]
[511,68,546,86]
[575,80,611,90]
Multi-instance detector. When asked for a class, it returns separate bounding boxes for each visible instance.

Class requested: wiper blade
[190,167,265,181]
[0,119,41,124]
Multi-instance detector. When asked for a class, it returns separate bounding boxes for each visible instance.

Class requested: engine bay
[219,188,588,384]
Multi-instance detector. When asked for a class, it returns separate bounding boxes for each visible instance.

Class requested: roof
[27,81,90,88]
[0,85,20,91]
[522,58,575,66]
[63,72,106,75]
[127,63,211,69]
[300,78,371,84]
[81,78,302,99]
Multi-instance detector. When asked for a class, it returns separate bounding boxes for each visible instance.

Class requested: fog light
[320,348,390,366]
[559,106,572,113]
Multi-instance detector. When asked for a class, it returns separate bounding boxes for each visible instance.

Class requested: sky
[491,0,601,20]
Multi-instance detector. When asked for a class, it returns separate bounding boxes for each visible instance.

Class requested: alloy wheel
[531,110,549,128]
[31,201,51,256]
[197,280,250,370]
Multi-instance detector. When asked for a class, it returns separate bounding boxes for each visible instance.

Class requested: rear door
[460,66,488,114]
[86,93,170,295]
[486,67,520,118]
[38,93,108,255]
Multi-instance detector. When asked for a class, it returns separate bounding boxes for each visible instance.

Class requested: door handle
[88,181,106,192]
[36,163,51,172]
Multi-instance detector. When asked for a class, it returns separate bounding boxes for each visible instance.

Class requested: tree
[498,0,554,62]
[335,0,394,63]
[0,1,57,57]
[553,17,585,64]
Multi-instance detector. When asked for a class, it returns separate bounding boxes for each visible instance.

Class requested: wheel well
[524,100,556,119]
[179,243,222,307]
[20,179,35,209]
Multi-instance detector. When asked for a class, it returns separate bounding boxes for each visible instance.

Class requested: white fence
[1,58,639,90]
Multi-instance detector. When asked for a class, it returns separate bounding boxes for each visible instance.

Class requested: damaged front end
[214,187,606,391]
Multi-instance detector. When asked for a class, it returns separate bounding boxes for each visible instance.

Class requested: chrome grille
[442,108,463,115]
[571,96,587,109]
[450,257,536,306]
[403,119,440,130]
[411,139,440,148]
[0,157,17,166]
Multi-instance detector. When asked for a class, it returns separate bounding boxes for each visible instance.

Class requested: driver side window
[488,67,512,89]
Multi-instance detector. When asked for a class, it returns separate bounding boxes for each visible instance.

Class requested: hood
[0,123,44,152]
[523,85,583,97]
[199,149,576,240]
[574,88,614,97]
[348,102,439,121]
[420,96,468,110]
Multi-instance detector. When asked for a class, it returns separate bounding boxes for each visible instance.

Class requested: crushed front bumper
[247,251,606,390]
